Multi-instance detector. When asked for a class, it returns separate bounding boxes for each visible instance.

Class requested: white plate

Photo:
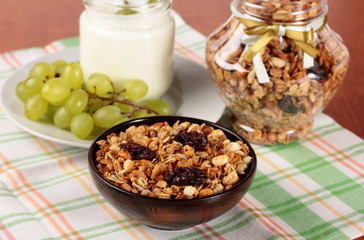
[0,47,225,148]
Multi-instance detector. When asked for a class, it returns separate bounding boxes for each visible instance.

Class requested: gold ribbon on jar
[231,3,327,83]
[240,17,327,62]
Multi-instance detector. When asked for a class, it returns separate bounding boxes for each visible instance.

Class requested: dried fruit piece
[120,143,156,160]
[278,95,301,114]
[174,130,207,151]
[306,59,328,82]
[164,167,207,186]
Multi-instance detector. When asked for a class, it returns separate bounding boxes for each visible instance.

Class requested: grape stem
[87,92,159,116]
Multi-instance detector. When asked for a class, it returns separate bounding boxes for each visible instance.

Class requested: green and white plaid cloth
[0,12,363,240]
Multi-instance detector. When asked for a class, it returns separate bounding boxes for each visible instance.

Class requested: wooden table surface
[0,0,363,140]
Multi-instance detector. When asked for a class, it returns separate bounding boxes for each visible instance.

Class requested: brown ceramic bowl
[88,116,257,230]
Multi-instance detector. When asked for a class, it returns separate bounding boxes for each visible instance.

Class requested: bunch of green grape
[16,60,173,139]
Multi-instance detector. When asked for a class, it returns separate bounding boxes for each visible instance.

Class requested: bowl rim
[88,115,257,202]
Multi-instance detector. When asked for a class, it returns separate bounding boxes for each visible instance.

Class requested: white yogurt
[79,0,175,99]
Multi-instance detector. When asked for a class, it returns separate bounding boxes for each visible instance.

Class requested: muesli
[95,121,253,199]
[205,0,349,144]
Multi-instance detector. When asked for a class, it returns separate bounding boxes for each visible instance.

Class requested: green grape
[62,62,84,89]
[87,98,103,114]
[90,125,107,137]
[70,112,94,139]
[16,81,32,102]
[115,116,131,124]
[45,105,58,122]
[53,106,73,128]
[133,110,157,119]
[116,8,138,15]
[86,73,114,96]
[41,77,71,102]
[118,79,148,100]
[51,60,68,76]
[114,96,136,113]
[24,94,48,120]
[115,102,134,113]
[29,62,55,80]
[24,76,43,94]
[93,105,122,128]
[142,99,173,116]
[65,89,89,114]
[48,98,68,106]
[16,77,44,102]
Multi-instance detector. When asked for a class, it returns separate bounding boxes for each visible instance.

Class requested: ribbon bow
[240,18,325,61]
[237,16,327,83]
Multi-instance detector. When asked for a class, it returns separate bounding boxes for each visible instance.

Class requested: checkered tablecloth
[0,12,363,240]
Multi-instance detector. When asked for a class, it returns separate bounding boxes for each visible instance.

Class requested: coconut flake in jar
[79,0,175,100]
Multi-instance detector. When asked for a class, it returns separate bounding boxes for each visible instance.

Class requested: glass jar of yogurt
[80,0,175,100]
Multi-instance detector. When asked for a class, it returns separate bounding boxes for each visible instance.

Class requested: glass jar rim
[83,0,172,17]
[232,0,328,24]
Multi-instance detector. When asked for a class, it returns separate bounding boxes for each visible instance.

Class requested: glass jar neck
[83,0,172,17]
[83,0,173,30]
[231,0,328,25]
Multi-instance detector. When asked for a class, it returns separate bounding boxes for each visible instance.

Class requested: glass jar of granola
[205,0,349,145]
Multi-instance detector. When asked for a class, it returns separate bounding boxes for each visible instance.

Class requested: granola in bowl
[95,120,253,199]
[88,116,256,230]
